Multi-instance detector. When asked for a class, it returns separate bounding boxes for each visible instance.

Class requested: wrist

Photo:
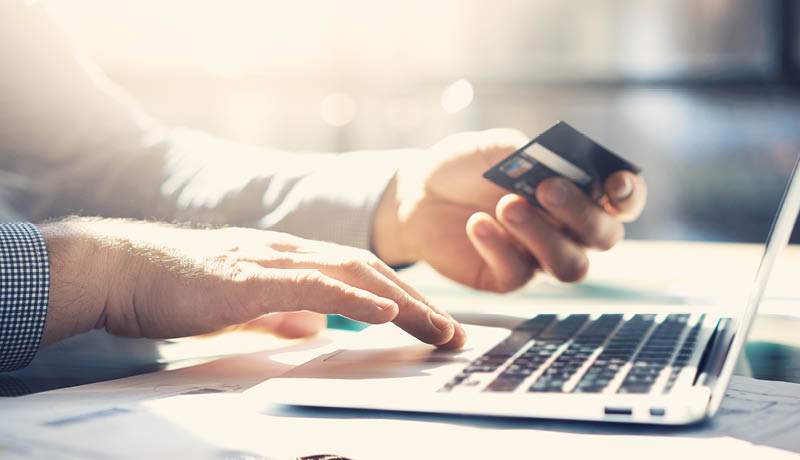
[37,218,118,346]
[372,172,419,266]
[373,174,405,265]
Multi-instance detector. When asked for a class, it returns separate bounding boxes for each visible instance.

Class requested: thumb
[241,312,328,339]
[196,312,328,339]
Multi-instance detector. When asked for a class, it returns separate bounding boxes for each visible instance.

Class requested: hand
[39,219,466,349]
[373,129,647,292]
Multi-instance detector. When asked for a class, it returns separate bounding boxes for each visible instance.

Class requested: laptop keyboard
[439,313,704,395]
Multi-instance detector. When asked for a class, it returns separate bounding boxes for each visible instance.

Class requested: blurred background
[6,0,800,395]
[47,0,800,243]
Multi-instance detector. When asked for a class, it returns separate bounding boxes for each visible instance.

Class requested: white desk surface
[1,328,799,459]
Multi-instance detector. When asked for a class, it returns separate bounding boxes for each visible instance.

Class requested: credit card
[482,121,641,208]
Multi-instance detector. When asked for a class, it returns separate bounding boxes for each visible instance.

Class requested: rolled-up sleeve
[0,223,49,372]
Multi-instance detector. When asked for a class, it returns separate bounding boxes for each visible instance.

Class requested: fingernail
[473,221,494,238]
[541,179,569,206]
[505,203,529,225]
[610,175,633,200]
[430,312,453,332]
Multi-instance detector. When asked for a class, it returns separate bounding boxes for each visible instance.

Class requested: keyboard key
[440,314,558,392]
[538,315,591,342]
[484,376,526,392]
[617,315,689,394]
[485,330,537,358]
[441,313,700,395]
[572,315,656,392]
[528,315,622,393]
[516,314,557,332]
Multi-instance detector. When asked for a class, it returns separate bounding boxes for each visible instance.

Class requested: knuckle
[340,284,368,304]
[219,256,255,283]
[364,253,389,271]
[293,268,324,287]
[291,269,323,306]
[342,250,387,275]
[354,249,388,271]
[290,269,345,309]
[340,257,371,277]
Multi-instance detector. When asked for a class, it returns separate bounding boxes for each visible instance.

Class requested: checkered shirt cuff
[0,223,49,372]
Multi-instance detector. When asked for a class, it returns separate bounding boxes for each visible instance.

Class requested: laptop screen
[737,154,800,341]
[709,153,800,411]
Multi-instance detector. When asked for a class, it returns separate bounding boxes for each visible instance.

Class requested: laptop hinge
[694,318,735,389]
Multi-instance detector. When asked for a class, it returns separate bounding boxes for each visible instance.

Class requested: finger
[240,312,327,339]
[250,268,400,324]
[359,256,467,350]
[328,263,458,347]
[604,171,647,222]
[536,177,624,251]
[263,256,458,347]
[496,194,589,282]
[466,211,537,292]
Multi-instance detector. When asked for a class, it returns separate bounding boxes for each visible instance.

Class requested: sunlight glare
[440,78,474,114]
[320,92,358,127]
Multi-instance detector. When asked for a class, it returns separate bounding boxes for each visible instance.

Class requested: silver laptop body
[249,155,800,425]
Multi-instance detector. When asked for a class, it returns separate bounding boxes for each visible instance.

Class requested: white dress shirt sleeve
[0,0,405,251]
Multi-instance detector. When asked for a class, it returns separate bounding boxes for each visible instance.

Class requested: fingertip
[433,330,457,347]
[429,312,456,345]
[605,171,647,220]
[536,177,571,208]
[552,253,589,283]
[466,211,536,293]
[437,323,468,350]
[466,212,495,239]
[496,193,524,213]
[606,171,634,201]
[496,193,532,226]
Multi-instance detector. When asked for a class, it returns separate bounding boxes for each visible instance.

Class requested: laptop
[249,155,800,425]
